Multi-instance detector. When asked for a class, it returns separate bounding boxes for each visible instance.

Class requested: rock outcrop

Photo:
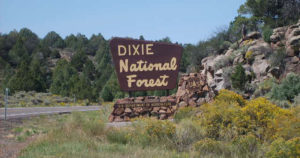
[270,19,300,76]
[271,19,300,57]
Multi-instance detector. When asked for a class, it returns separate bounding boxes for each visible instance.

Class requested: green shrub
[232,134,260,157]
[293,94,300,106]
[214,56,232,70]
[128,118,175,147]
[266,137,300,158]
[231,64,247,90]
[172,119,205,151]
[222,66,233,82]
[193,138,229,156]
[101,86,114,101]
[262,25,273,43]
[269,73,300,102]
[106,128,129,144]
[82,119,105,136]
[254,78,277,97]
[230,42,239,50]
[269,48,286,67]
[50,49,61,58]
[174,107,196,123]
[220,41,232,51]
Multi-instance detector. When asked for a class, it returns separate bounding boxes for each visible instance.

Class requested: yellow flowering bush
[243,39,253,46]
[198,90,243,139]
[102,90,299,156]
[272,106,300,140]
[245,51,253,59]
[127,118,176,146]
[245,50,254,63]
[174,106,197,123]
[235,97,291,140]
[232,134,260,157]
[215,89,246,107]
[266,137,300,158]
[144,118,175,139]
[193,138,227,155]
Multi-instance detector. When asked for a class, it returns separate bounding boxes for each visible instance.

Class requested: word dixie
[118,44,154,56]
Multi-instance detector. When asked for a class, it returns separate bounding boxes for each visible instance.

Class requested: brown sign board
[110,38,183,91]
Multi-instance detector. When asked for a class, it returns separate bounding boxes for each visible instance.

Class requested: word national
[119,58,177,73]
[110,38,182,91]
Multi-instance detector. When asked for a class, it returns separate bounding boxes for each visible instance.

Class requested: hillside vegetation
[1,0,300,104]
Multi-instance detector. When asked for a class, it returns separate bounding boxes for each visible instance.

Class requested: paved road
[0,106,101,119]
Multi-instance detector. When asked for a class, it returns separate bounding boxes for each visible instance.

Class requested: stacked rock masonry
[109,73,215,122]
[109,96,177,122]
[176,73,216,108]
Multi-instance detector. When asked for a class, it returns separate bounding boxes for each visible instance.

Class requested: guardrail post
[4,88,8,120]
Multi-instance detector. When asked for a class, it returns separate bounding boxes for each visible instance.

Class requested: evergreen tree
[18,28,39,53]
[83,59,95,80]
[101,72,124,101]
[50,59,78,96]
[231,64,247,90]
[42,31,65,48]
[8,39,29,66]
[7,61,33,92]
[89,33,105,55]
[29,58,48,91]
[70,50,88,71]
[71,75,95,101]
[238,0,300,28]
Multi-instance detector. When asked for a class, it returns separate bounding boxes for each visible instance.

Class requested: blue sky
[0,0,245,44]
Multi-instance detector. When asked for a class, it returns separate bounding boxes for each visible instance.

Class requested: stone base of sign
[109,96,177,122]
[109,73,216,122]
[176,73,216,108]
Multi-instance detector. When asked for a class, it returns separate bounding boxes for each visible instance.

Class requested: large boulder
[283,56,300,77]
[286,35,300,56]
[271,27,287,43]
[201,56,216,71]
[245,31,262,40]
[252,59,271,80]
[247,40,272,57]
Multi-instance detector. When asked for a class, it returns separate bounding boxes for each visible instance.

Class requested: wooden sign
[110,38,183,91]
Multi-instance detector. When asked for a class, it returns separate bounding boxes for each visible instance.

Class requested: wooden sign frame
[110,38,183,92]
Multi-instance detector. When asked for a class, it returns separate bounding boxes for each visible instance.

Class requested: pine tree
[231,64,247,90]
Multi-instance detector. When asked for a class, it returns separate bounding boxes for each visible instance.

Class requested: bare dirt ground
[0,118,36,158]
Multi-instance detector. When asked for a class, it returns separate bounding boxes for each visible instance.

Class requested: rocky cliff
[200,19,300,98]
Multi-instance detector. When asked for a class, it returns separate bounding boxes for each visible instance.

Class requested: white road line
[0,106,100,110]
